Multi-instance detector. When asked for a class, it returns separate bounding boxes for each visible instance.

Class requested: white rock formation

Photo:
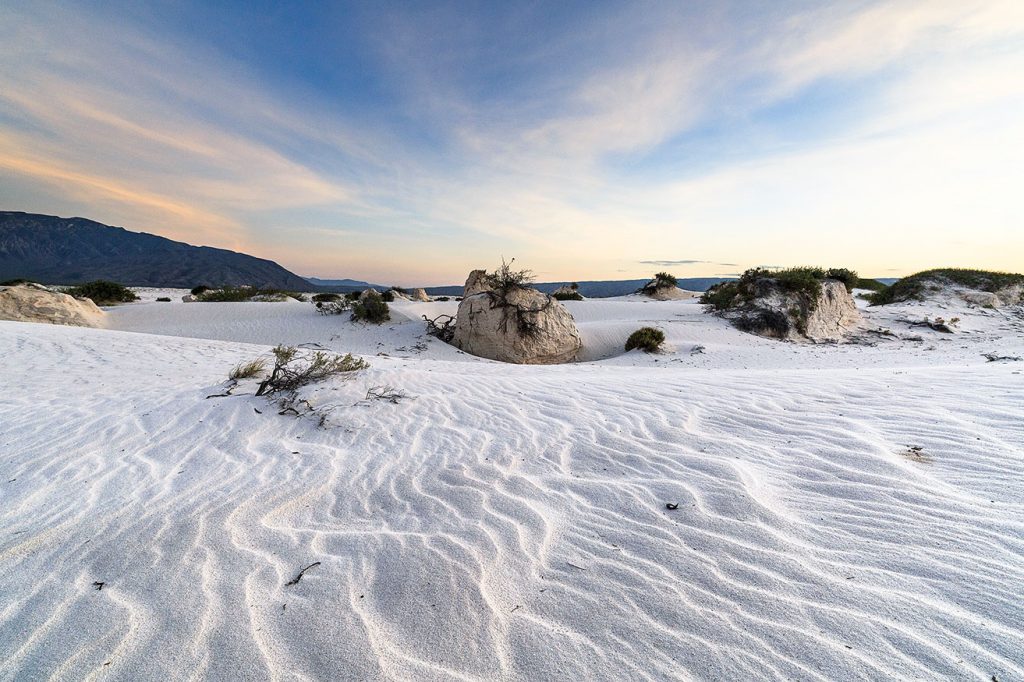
[452,278,583,364]
[639,277,698,300]
[411,288,431,302]
[552,285,584,299]
[0,284,105,327]
[463,270,491,297]
[724,279,861,341]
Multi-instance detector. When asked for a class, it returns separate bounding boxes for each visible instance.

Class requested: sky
[1,1,1022,286]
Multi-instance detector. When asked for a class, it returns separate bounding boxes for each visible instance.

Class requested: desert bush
[553,290,584,301]
[381,290,395,302]
[624,327,666,352]
[570,282,579,290]
[638,272,679,295]
[485,258,535,292]
[700,281,741,310]
[824,268,859,292]
[312,292,342,302]
[197,286,306,302]
[701,266,854,313]
[423,314,456,342]
[436,296,451,301]
[653,272,677,288]
[66,280,138,305]
[156,297,172,302]
[229,358,266,380]
[0,278,34,286]
[352,290,390,323]
[197,285,255,302]
[870,269,1024,305]
[391,286,407,295]
[315,300,352,315]
[256,345,368,396]
[191,285,211,296]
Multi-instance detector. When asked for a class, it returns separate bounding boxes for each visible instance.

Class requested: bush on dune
[256,345,368,396]
[485,258,535,293]
[553,290,583,301]
[700,266,857,312]
[228,358,266,380]
[625,327,666,353]
[197,286,307,302]
[66,280,138,305]
[351,290,390,323]
[869,269,1024,305]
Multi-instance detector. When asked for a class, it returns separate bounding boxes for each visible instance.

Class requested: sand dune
[1,295,1022,680]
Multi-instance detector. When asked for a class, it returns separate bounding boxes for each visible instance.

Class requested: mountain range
[0,212,312,290]
[4,211,886,297]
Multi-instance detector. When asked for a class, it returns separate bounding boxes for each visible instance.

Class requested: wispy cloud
[638,260,738,267]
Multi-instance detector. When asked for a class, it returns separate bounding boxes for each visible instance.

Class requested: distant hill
[421,277,734,298]
[0,211,313,290]
[304,276,391,292]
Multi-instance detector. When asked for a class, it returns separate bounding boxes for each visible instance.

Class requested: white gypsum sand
[0,294,1022,680]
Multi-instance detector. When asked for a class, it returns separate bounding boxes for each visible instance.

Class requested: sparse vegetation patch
[351,290,390,323]
[553,290,583,301]
[65,280,139,305]
[869,269,1024,305]
[625,327,666,353]
[256,345,368,396]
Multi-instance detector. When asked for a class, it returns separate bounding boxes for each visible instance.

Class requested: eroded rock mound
[703,268,861,341]
[639,273,698,300]
[452,272,582,364]
[0,283,105,327]
[411,288,431,302]
[463,270,490,297]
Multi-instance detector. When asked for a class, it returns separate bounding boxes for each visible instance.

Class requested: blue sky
[1,1,1022,285]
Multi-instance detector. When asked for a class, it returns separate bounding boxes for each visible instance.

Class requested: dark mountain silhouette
[0,211,313,289]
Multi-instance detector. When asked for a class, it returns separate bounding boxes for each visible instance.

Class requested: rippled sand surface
[1,296,1022,680]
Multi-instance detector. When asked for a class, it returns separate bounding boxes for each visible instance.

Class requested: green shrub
[553,291,583,301]
[190,285,211,296]
[624,327,666,353]
[869,269,1024,305]
[639,272,679,295]
[653,272,677,288]
[156,297,171,302]
[312,292,342,302]
[0,278,34,286]
[824,268,859,292]
[352,290,390,323]
[229,358,266,380]
[196,285,255,302]
[485,258,535,292]
[436,296,451,302]
[66,280,138,305]
[701,266,856,312]
[700,281,741,310]
[345,291,361,301]
[381,290,395,302]
[196,286,305,302]
[255,345,368,396]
